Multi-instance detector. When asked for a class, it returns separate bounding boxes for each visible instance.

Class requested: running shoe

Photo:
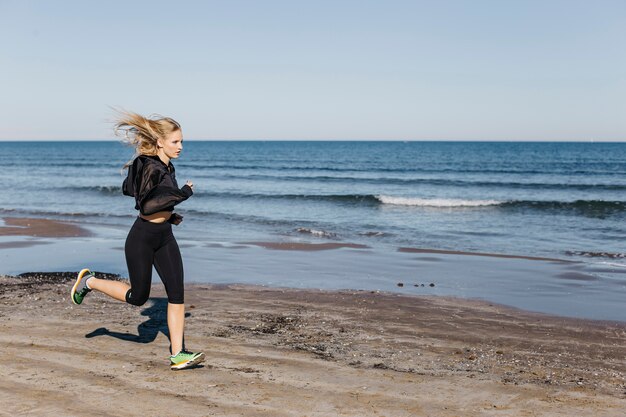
[71,268,94,305]
[170,349,205,370]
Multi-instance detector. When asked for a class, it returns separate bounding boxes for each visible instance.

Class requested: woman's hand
[169,213,183,225]
[185,180,194,190]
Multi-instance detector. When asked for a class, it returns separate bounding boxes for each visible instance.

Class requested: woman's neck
[156,150,170,166]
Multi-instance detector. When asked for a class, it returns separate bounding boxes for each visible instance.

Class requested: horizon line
[0,138,624,143]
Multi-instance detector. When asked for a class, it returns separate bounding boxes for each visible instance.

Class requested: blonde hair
[113,109,181,169]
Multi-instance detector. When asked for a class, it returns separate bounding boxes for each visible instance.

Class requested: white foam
[376,195,502,207]
[595,261,626,268]
[296,227,337,238]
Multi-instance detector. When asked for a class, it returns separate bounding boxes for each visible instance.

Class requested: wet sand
[0,217,92,238]
[1,272,625,417]
[398,247,574,263]
[243,241,370,251]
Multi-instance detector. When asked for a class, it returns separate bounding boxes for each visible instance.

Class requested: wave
[359,231,392,237]
[295,227,337,238]
[186,191,626,214]
[49,185,122,195]
[377,196,501,207]
[371,196,626,214]
[183,208,316,228]
[190,191,497,208]
[565,251,626,259]
[69,185,122,195]
[3,161,123,169]
[177,162,626,176]
[501,200,626,215]
[191,191,382,205]
[17,182,626,216]
[0,207,132,218]
[594,261,626,268]
[187,172,626,191]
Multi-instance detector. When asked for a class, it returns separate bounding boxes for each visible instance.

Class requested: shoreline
[1,272,625,416]
[3,215,626,323]
[0,215,582,259]
[9,270,626,327]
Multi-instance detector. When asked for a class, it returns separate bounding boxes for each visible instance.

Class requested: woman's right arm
[139,164,193,215]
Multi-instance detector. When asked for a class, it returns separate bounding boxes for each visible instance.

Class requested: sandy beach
[1,271,625,417]
[4,2,626,415]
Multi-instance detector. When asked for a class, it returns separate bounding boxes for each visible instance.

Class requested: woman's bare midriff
[139,211,171,223]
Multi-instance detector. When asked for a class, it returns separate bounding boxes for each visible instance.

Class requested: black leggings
[124,217,184,306]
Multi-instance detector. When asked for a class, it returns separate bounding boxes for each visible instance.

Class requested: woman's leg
[123,219,157,306]
[153,235,185,355]
[87,278,130,302]
[167,303,185,355]
[80,219,155,305]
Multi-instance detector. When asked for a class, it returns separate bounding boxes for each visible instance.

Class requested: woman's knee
[167,295,184,304]
[166,285,184,304]
[125,289,150,306]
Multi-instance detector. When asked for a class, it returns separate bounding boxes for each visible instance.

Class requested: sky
[1,0,625,141]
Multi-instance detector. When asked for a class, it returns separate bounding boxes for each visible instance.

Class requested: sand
[0,217,92,238]
[1,272,625,417]
[243,241,370,251]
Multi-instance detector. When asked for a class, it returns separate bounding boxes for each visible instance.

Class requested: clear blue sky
[1,0,625,141]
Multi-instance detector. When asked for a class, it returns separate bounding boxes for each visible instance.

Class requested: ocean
[1,141,625,320]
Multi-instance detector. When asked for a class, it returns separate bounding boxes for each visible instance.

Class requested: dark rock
[429,283,435,287]
[397,282,404,287]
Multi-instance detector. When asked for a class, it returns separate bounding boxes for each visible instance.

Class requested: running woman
[71,111,204,370]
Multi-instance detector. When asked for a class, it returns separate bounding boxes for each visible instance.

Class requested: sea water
[1,141,625,320]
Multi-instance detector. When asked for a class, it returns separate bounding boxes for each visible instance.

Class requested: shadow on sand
[85,297,191,356]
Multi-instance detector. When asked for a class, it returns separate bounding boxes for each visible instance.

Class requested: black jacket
[122,155,193,215]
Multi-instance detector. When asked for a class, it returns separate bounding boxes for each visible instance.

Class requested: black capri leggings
[124,216,184,306]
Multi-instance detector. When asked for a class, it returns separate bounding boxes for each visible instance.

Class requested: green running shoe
[170,349,205,370]
[71,268,93,305]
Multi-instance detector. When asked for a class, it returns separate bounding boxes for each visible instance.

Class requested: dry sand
[1,272,625,417]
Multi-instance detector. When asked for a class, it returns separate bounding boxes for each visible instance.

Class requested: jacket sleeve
[138,162,193,215]
[122,158,141,197]
[122,170,135,197]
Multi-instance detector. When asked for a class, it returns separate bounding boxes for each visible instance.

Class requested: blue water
[3,140,626,320]
[2,141,625,262]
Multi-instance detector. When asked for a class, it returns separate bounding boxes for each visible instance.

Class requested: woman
[70,111,204,370]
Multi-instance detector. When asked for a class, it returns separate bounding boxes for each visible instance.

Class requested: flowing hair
[113,109,181,169]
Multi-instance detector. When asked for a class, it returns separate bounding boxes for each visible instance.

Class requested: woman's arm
[138,163,193,215]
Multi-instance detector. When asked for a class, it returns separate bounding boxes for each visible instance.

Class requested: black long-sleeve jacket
[122,155,193,215]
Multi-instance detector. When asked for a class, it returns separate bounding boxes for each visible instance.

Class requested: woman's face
[158,130,184,160]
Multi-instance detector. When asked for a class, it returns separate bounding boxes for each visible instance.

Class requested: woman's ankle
[85,276,95,289]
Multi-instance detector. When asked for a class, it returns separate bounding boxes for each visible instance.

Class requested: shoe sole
[170,352,205,370]
[71,268,92,305]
